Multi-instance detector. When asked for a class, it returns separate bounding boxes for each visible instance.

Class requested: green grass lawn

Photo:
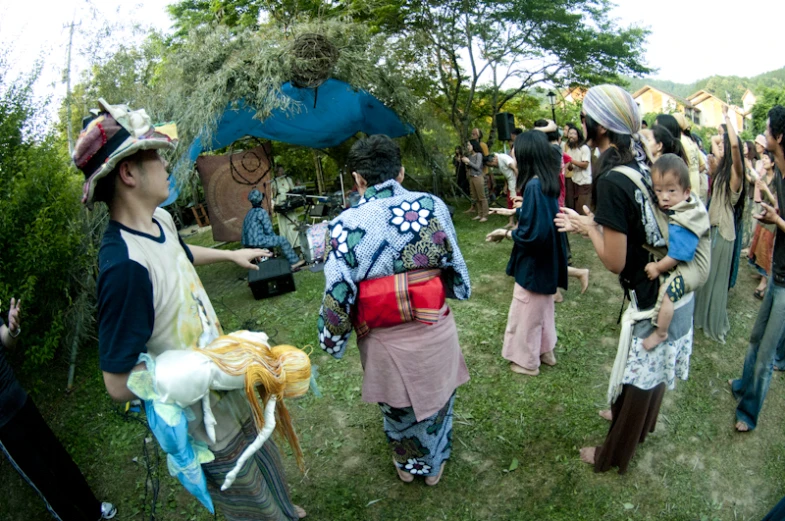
[2,202,785,521]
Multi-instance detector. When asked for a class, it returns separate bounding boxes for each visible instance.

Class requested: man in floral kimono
[317,134,471,486]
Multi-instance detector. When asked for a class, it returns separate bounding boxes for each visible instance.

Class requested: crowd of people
[4,83,785,520]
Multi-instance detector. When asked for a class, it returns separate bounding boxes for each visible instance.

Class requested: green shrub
[0,58,95,373]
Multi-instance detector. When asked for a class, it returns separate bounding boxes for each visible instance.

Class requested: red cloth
[559,153,572,208]
[353,269,446,338]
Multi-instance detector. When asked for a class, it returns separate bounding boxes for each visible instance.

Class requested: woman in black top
[556,85,696,474]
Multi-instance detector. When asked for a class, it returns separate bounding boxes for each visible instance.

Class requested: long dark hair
[513,130,561,197]
[468,139,481,154]
[566,123,585,146]
[652,125,689,164]
[588,114,640,209]
[745,140,759,162]
[714,132,746,213]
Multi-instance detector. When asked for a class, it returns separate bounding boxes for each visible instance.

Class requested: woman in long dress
[694,106,746,343]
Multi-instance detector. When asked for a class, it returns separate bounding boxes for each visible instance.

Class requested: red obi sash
[352,269,446,338]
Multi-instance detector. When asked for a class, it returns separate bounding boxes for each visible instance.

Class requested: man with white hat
[73,100,306,520]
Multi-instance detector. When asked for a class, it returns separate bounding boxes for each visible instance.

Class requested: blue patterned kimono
[318,180,471,356]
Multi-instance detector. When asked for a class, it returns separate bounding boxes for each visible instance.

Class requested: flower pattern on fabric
[426,400,451,436]
[319,329,347,355]
[403,459,432,475]
[389,436,431,465]
[391,200,430,233]
[622,326,692,391]
[327,224,350,258]
[402,240,441,270]
[380,403,410,423]
[318,180,470,357]
[381,393,456,478]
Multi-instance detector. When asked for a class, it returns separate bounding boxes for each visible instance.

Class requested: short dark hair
[652,153,691,190]
[511,128,523,138]
[92,151,145,206]
[347,135,402,186]
[533,119,559,143]
[769,105,785,153]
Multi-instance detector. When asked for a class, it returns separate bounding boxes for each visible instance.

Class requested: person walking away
[694,105,746,343]
[73,100,305,520]
[730,105,785,432]
[317,134,472,485]
[556,85,697,474]
[485,131,568,376]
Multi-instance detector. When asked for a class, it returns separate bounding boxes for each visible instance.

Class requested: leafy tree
[750,87,785,136]
[0,56,94,373]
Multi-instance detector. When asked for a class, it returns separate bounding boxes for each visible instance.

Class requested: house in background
[632,85,696,122]
[686,90,747,131]
[630,84,754,132]
[560,86,587,104]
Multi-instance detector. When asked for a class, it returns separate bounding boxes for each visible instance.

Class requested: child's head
[651,154,691,210]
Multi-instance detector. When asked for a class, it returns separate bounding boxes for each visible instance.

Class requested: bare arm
[190,245,271,269]
[103,363,146,402]
[586,224,628,274]
[724,108,744,193]
[0,298,21,349]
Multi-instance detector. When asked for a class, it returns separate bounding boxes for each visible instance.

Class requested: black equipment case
[248,258,296,299]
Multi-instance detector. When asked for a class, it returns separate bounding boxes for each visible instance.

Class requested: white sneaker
[100,502,117,519]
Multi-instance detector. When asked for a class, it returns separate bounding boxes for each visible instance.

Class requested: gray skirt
[694,227,734,343]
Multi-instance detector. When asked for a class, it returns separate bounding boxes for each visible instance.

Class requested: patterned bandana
[583,85,651,176]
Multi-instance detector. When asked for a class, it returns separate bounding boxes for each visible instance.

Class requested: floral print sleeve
[318,223,361,358]
[432,198,471,300]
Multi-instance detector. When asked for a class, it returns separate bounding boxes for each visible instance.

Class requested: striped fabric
[202,420,298,521]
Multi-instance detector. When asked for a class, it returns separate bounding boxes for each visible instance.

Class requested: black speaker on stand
[495,112,516,142]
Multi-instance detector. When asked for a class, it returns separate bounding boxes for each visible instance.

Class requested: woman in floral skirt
[317,135,471,486]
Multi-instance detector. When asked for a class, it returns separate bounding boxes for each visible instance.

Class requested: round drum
[301,221,329,264]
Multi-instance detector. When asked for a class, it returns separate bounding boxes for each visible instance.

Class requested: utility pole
[65,18,77,155]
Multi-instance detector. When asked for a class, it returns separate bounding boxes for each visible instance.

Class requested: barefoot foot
[579,447,596,465]
[598,409,613,421]
[553,290,564,303]
[642,330,668,351]
[540,351,556,367]
[510,362,539,376]
[394,457,414,482]
[294,505,307,518]
[424,462,446,486]
[735,421,751,432]
[577,269,590,294]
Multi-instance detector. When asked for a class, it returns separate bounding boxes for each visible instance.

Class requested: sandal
[754,289,765,300]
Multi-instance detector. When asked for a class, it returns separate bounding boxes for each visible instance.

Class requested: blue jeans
[732,278,785,429]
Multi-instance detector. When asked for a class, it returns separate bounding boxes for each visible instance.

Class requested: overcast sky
[1,0,783,111]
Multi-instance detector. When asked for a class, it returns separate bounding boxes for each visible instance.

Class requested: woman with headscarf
[556,85,698,474]
[694,106,745,343]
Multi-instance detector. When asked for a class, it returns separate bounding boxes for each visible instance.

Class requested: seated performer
[317,135,472,486]
[242,189,305,270]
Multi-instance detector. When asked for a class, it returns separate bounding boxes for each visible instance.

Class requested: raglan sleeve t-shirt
[96,224,156,374]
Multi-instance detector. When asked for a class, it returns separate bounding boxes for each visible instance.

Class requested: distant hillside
[624,67,785,105]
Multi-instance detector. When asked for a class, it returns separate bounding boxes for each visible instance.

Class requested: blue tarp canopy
[163,78,414,206]
[187,78,415,161]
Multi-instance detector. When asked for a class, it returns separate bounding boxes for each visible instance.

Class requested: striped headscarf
[583,85,651,176]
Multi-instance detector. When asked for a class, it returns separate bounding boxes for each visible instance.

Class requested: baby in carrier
[642,154,710,350]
